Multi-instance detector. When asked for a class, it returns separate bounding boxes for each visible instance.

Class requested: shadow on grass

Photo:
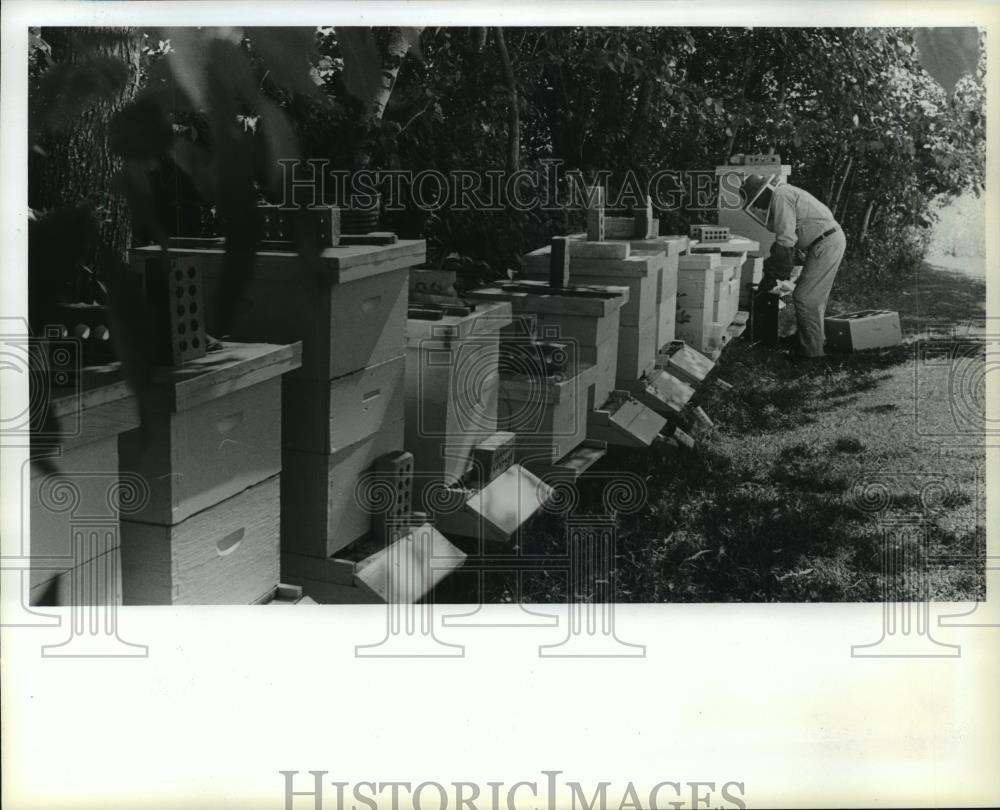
[830,261,986,335]
[697,340,912,432]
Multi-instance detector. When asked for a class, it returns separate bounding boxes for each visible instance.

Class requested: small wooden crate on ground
[825,311,902,351]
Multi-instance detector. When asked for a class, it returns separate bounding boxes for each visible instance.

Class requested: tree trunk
[824,154,844,203]
[837,161,857,224]
[337,27,423,168]
[628,76,652,167]
[831,153,854,218]
[30,27,142,275]
[494,28,520,173]
[858,198,876,242]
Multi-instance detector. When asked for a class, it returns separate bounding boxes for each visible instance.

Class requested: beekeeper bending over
[740,174,846,358]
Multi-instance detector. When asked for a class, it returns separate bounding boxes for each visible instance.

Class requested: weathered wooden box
[497,363,598,465]
[616,316,658,385]
[282,353,405,454]
[404,302,511,485]
[521,246,661,327]
[29,365,140,606]
[130,239,424,381]
[825,310,902,351]
[280,418,406,559]
[567,232,685,353]
[406,372,499,486]
[121,474,280,605]
[118,342,301,526]
[464,281,628,408]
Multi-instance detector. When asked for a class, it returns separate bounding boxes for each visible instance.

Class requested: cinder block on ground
[470,431,516,485]
[371,451,414,543]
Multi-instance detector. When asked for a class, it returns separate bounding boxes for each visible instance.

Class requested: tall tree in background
[29,28,142,278]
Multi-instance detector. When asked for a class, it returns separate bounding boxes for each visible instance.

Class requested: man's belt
[806,227,839,252]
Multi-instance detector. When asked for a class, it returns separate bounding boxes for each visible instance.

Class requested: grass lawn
[438,259,987,603]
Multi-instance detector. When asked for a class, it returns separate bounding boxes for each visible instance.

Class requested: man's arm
[764,189,797,279]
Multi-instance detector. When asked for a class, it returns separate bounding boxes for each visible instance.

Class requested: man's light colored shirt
[766,184,839,250]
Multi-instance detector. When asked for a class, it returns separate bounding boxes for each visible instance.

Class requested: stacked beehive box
[131,217,435,601]
[29,365,139,606]
[567,233,688,357]
[521,244,663,388]
[465,279,665,453]
[404,300,511,491]
[521,244,692,414]
[695,237,758,320]
[117,342,302,604]
[676,253,726,355]
[565,198,688,358]
[403,297,552,544]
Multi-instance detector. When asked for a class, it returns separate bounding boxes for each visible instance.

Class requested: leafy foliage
[28,25,985,386]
